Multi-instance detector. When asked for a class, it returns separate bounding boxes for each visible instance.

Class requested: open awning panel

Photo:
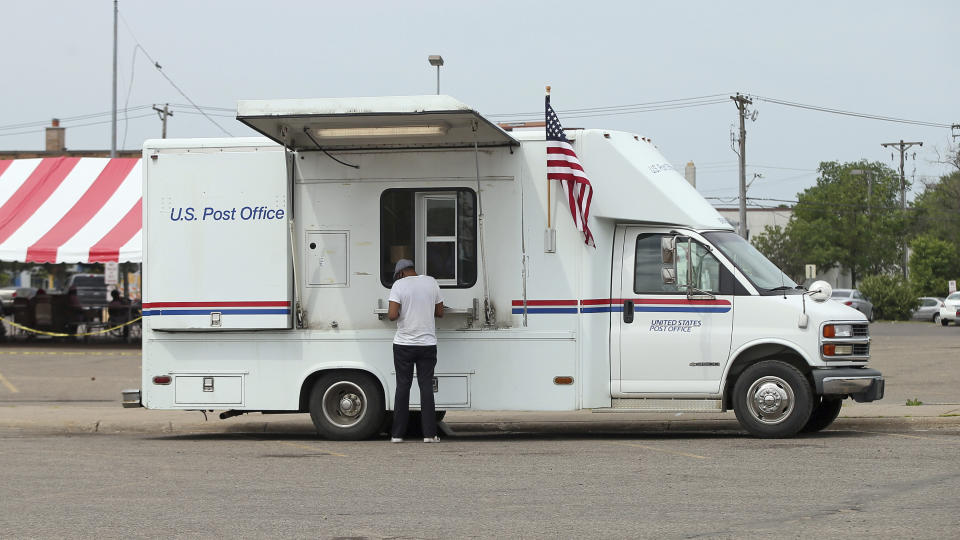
[0,157,142,263]
[236,95,519,151]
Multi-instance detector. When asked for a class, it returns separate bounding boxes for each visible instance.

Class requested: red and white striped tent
[0,157,141,263]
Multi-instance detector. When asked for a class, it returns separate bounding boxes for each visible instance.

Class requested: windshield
[702,231,798,292]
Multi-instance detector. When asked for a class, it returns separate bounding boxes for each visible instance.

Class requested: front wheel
[309,372,385,440]
[801,397,843,433]
[941,318,950,327]
[732,360,813,438]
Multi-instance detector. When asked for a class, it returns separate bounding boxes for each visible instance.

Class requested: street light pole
[428,55,444,95]
[111,0,118,158]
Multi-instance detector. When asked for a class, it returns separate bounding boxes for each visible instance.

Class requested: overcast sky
[2,1,957,205]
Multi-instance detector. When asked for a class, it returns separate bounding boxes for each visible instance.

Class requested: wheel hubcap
[322,381,366,428]
[746,376,795,424]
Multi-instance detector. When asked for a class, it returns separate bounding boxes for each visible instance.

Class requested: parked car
[912,297,945,323]
[0,286,39,310]
[831,288,874,321]
[939,292,960,326]
[64,274,108,307]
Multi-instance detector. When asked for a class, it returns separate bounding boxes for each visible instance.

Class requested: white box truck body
[129,95,883,438]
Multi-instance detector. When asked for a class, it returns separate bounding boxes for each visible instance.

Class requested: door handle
[623,300,634,324]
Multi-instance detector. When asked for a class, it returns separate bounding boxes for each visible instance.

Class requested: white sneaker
[390,437,403,443]
[423,436,440,443]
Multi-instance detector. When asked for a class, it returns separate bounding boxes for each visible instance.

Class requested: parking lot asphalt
[3,423,960,538]
[1,321,959,538]
[0,320,958,436]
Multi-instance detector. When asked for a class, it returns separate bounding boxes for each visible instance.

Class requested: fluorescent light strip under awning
[311,125,448,139]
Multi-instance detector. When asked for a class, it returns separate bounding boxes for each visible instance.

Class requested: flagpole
[545,85,551,229]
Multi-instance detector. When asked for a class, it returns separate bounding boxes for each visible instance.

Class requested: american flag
[546,95,595,247]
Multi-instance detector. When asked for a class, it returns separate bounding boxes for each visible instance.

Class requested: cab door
[614,227,734,394]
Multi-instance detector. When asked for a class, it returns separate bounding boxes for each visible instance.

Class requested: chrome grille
[853,324,869,337]
[853,343,870,356]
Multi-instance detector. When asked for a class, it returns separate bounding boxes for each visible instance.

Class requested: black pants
[392,344,438,439]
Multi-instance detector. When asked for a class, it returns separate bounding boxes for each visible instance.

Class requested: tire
[801,397,843,433]
[309,372,385,440]
[941,318,950,327]
[933,313,940,324]
[732,360,813,438]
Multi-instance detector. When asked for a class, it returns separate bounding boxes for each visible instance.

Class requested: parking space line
[855,430,949,442]
[278,440,347,457]
[0,371,19,393]
[611,442,709,459]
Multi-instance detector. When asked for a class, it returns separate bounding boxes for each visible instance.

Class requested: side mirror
[661,236,676,264]
[661,267,677,285]
[808,280,833,302]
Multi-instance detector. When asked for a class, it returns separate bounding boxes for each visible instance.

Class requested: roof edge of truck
[143,137,280,150]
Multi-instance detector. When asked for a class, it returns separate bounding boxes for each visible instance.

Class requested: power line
[492,98,729,123]
[486,94,731,118]
[0,106,153,132]
[170,103,234,113]
[175,110,236,118]
[0,113,156,138]
[117,11,232,136]
[752,95,952,129]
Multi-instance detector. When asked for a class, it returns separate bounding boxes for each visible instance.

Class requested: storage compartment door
[174,375,244,406]
[410,374,470,408]
[143,146,291,329]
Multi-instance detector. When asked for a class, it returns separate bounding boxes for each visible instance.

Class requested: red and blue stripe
[142,301,290,317]
[512,298,731,314]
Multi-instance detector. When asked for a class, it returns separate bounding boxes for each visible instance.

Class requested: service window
[380,188,477,288]
[633,233,721,294]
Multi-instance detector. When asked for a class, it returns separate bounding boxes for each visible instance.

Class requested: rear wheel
[801,397,843,433]
[933,313,940,324]
[309,372,385,440]
[733,360,813,438]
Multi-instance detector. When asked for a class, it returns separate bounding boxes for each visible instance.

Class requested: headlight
[823,324,853,338]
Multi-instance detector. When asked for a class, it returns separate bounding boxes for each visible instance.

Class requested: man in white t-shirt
[388,259,444,443]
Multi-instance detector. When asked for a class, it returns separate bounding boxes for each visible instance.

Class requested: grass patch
[906,398,923,406]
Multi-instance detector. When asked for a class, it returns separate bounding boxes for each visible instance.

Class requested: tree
[859,274,918,321]
[909,234,960,297]
[751,225,804,283]
[787,161,903,285]
[911,170,960,248]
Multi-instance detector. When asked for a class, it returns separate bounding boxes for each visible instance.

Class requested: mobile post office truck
[125,95,884,438]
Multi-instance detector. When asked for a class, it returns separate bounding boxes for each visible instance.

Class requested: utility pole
[111,0,118,158]
[880,139,923,278]
[152,104,173,138]
[731,93,753,239]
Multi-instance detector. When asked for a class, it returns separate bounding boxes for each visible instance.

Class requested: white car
[940,292,960,326]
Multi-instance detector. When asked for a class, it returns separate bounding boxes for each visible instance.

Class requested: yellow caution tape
[0,316,142,337]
